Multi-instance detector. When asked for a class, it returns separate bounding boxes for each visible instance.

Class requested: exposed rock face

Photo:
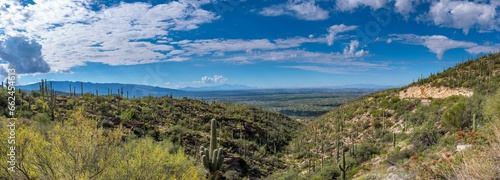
[399,85,473,99]
[456,144,472,152]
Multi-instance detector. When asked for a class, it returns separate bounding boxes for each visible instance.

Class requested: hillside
[0,85,300,179]
[269,53,500,179]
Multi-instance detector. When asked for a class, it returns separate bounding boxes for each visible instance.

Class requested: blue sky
[0,0,499,89]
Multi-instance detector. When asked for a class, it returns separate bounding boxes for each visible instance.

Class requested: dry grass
[452,117,500,180]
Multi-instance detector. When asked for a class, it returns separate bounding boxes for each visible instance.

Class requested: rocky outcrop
[399,85,473,99]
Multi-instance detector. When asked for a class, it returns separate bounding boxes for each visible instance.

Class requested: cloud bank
[0,0,218,72]
[259,0,329,20]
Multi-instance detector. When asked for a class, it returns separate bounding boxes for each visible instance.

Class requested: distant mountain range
[17,81,393,98]
[17,81,187,98]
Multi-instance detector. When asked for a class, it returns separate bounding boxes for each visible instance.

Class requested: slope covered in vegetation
[270,52,500,179]
[0,83,300,179]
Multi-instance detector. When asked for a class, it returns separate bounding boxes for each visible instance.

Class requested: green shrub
[483,89,500,120]
[98,119,114,128]
[310,164,340,180]
[120,108,136,122]
[33,113,51,123]
[265,168,303,180]
[354,143,381,163]
[407,109,427,125]
[411,126,440,152]
[387,148,414,164]
[441,100,467,132]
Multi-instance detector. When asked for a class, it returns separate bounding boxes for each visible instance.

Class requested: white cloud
[281,66,351,74]
[223,49,371,65]
[425,0,498,34]
[326,24,358,46]
[335,0,389,11]
[259,0,329,20]
[172,36,326,57]
[274,36,324,48]
[175,39,277,56]
[465,44,500,54]
[391,34,477,59]
[194,75,228,84]
[280,59,388,74]
[0,0,218,72]
[343,40,368,57]
[395,0,420,18]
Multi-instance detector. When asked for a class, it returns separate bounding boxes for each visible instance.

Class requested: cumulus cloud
[194,75,228,84]
[326,24,358,46]
[391,34,477,59]
[335,0,389,11]
[395,0,420,18]
[425,0,498,34]
[259,0,329,20]
[343,40,368,57]
[0,0,218,72]
[0,36,50,76]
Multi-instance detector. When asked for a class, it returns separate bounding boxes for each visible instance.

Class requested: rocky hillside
[269,52,500,179]
[0,86,300,179]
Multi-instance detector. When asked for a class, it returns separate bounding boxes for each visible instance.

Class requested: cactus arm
[216,148,223,160]
[212,149,218,165]
[202,155,209,169]
[216,153,224,170]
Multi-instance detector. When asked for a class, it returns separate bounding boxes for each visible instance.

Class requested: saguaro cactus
[472,114,477,132]
[393,132,396,148]
[200,119,224,180]
[48,89,56,121]
[40,79,45,98]
[338,145,349,180]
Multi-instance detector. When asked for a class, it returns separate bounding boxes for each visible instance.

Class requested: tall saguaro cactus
[48,89,56,121]
[40,79,46,98]
[393,132,397,148]
[200,119,224,180]
[338,145,349,180]
[472,114,477,132]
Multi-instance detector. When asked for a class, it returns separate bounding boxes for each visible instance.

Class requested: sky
[0,0,499,89]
